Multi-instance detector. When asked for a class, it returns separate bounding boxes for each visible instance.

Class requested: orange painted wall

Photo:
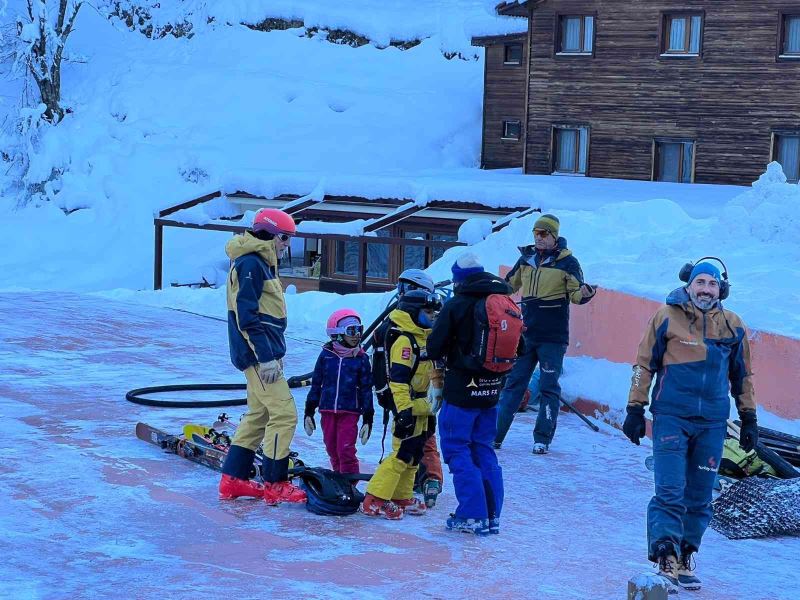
[499,266,800,420]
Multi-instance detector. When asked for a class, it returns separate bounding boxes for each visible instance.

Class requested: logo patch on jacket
[401,347,411,360]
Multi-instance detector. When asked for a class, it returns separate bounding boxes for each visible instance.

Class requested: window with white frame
[557,15,594,54]
[552,125,589,174]
[774,133,800,183]
[780,15,800,57]
[502,120,522,140]
[662,14,703,56]
[653,139,695,183]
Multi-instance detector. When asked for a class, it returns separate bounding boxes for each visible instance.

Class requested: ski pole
[559,396,600,432]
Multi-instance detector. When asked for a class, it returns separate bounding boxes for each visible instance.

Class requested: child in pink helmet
[304,309,374,473]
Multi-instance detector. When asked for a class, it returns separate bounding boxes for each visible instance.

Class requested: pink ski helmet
[326,308,363,337]
[253,208,296,236]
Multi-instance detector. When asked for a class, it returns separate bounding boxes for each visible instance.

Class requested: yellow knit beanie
[533,214,560,238]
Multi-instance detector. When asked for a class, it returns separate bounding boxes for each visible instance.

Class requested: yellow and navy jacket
[505,237,593,344]
[225,232,287,372]
[386,309,440,418]
[628,287,756,422]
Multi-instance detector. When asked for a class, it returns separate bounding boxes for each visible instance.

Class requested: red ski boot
[361,493,404,520]
[218,474,265,500]
[264,481,307,505]
[393,497,427,516]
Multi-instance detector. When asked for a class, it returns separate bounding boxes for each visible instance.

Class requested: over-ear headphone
[678,256,730,300]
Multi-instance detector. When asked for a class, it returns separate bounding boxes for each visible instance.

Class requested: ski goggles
[419,293,443,311]
[337,324,363,337]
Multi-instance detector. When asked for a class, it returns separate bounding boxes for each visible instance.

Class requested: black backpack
[292,467,369,516]
[371,321,420,415]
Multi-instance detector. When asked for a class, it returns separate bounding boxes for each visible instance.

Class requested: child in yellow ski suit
[361,291,442,519]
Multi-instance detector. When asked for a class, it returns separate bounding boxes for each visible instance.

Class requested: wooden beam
[491,206,541,232]
[358,241,367,293]
[363,202,426,232]
[281,197,322,216]
[158,190,221,218]
[154,221,164,290]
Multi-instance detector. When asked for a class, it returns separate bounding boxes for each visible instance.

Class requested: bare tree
[17,0,83,123]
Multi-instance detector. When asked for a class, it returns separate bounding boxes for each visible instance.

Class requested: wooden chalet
[476,1,800,185]
[154,189,537,293]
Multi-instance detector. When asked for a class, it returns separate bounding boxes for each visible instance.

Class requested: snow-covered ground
[2,292,798,599]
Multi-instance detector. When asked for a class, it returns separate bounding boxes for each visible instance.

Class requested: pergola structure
[154,189,539,293]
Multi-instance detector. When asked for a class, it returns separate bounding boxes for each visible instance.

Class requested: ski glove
[739,411,759,452]
[623,405,646,445]
[257,360,283,385]
[394,408,415,440]
[359,423,372,445]
[304,415,316,437]
[427,386,443,414]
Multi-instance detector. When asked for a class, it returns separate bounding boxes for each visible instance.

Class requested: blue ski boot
[446,514,490,536]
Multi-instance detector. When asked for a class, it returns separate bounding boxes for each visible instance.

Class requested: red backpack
[470,294,525,373]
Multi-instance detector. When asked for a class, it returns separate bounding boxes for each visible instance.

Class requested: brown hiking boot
[658,549,679,594]
[679,551,702,590]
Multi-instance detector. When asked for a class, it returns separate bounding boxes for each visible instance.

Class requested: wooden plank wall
[481,36,529,169]
[523,0,800,185]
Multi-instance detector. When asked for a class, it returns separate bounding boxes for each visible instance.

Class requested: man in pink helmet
[218,208,307,505]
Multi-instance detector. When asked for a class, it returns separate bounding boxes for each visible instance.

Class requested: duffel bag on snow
[292,466,370,516]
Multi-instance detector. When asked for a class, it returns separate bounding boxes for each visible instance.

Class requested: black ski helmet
[397,289,442,327]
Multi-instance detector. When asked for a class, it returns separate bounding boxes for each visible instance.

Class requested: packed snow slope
[2,291,799,600]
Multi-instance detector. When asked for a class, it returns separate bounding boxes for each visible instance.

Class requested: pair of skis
[135,422,229,473]
[136,414,302,481]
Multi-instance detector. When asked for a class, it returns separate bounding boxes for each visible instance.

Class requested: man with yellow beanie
[495,213,595,454]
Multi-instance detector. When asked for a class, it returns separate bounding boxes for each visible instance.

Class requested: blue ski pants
[647,414,727,560]
[496,342,566,445]
[439,403,504,520]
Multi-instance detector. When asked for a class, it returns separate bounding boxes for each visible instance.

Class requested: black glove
[623,405,646,446]
[739,411,759,452]
[362,411,374,427]
[394,408,415,439]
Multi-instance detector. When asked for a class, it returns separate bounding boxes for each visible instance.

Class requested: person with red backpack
[426,253,521,535]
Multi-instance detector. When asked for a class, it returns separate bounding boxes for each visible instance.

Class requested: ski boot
[654,542,680,594]
[218,474,265,500]
[361,493,404,520]
[488,517,500,535]
[422,479,442,508]
[678,546,701,591]
[446,514,490,536]
[264,481,307,505]
[393,497,427,516]
[532,442,549,454]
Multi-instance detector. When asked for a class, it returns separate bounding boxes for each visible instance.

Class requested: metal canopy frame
[154,189,538,292]
[154,191,472,292]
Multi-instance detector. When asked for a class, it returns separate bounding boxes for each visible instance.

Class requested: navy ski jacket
[306,344,375,420]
